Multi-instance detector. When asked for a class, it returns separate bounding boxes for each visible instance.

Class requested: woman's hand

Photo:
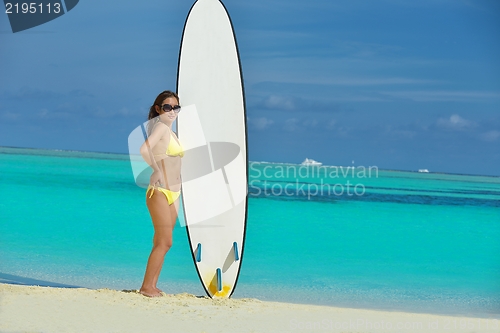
[150,170,165,187]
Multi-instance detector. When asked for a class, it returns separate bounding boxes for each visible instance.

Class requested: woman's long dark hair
[147,90,180,136]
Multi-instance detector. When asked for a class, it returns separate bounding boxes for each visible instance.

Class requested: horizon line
[1,145,499,178]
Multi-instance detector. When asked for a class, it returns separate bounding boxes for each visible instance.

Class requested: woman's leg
[151,198,179,291]
[151,232,162,293]
[140,190,176,297]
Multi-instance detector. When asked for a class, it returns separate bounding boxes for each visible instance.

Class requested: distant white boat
[418,169,429,173]
[301,158,322,166]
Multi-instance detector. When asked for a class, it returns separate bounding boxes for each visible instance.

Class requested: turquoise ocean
[0,147,499,317]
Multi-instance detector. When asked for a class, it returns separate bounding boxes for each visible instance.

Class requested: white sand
[0,283,498,333]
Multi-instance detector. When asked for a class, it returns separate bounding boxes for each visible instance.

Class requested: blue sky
[1,0,499,175]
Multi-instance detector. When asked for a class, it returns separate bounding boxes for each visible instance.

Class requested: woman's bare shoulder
[151,121,170,136]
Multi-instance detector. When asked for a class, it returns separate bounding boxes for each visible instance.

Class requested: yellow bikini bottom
[146,185,180,205]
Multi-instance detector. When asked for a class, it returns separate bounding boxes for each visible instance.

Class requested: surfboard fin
[233,242,239,261]
[195,243,202,262]
[216,268,222,292]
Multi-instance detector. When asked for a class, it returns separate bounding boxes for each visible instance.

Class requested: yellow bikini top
[166,133,184,157]
[153,122,184,158]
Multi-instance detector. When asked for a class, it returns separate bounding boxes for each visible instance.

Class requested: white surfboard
[176,0,248,298]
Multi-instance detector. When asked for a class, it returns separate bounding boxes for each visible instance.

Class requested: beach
[1,149,499,328]
[1,283,498,333]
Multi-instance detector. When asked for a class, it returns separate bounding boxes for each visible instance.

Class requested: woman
[139,90,183,297]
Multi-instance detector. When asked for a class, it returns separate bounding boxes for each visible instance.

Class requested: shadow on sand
[0,272,81,288]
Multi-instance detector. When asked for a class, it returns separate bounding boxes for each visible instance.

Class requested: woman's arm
[140,122,170,172]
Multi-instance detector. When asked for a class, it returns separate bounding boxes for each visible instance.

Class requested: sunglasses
[161,104,181,113]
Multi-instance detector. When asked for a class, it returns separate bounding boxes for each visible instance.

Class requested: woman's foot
[139,288,163,297]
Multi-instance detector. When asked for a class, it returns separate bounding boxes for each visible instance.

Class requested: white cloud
[480,130,500,142]
[392,130,417,139]
[249,117,274,130]
[284,118,299,131]
[1,107,70,121]
[1,111,21,121]
[304,119,318,127]
[437,114,475,130]
[263,95,295,111]
[383,91,500,102]
[93,107,143,118]
[326,119,337,129]
[36,108,72,119]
